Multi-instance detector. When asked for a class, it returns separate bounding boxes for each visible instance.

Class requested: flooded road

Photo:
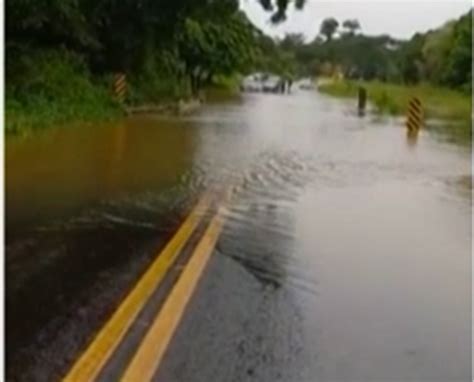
[6,90,471,381]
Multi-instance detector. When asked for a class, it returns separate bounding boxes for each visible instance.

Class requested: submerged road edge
[120,199,232,382]
[62,193,212,382]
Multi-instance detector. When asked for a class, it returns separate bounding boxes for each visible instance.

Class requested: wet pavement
[6,90,472,381]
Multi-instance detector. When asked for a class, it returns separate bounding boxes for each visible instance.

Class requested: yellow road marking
[63,193,212,382]
[120,201,231,382]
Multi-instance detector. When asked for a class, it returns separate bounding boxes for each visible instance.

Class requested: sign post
[406,97,423,133]
[358,86,367,116]
[114,73,127,104]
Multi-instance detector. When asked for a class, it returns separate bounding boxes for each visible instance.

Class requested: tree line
[5,1,470,133]
[5,0,308,132]
[278,11,472,93]
[6,0,307,96]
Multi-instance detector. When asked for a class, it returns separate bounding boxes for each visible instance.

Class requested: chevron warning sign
[406,97,423,133]
[114,73,127,103]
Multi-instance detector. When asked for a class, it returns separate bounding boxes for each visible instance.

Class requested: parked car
[262,75,281,93]
[240,72,283,93]
[240,76,262,92]
[298,78,315,90]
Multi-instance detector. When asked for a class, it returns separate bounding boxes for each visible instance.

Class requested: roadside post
[357,86,367,116]
[114,72,127,104]
[406,97,423,133]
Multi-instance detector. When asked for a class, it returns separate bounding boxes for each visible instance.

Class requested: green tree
[442,11,472,92]
[178,10,258,93]
[421,21,455,83]
[342,19,361,36]
[397,33,426,84]
[320,18,339,42]
[280,33,305,50]
[5,0,311,134]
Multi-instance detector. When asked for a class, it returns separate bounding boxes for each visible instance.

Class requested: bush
[5,48,120,134]
[371,88,401,115]
[128,73,190,105]
[127,50,191,104]
[319,79,471,142]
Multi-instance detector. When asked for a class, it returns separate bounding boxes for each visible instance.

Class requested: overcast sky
[240,0,472,41]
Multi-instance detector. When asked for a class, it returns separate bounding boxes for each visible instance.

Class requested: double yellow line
[63,188,233,381]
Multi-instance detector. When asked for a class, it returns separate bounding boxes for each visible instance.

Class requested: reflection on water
[6,116,202,379]
[425,119,471,146]
[406,128,419,147]
[293,180,471,381]
[191,91,470,380]
[6,90,472,381]
[6,116,198,232]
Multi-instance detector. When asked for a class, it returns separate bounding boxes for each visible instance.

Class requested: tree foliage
[178,10,258,92]
[342,19,361,36]
[253,32,298,79]
[397,10,472,92]
[280,11,471,93]
[320,18,339,41]
[6,0,309,103]
[442,11,472,92]
[280,33,305,50]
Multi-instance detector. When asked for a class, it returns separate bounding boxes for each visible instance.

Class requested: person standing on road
[279,78,286,94]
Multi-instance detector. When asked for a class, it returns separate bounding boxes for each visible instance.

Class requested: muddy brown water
[6,90,472,381]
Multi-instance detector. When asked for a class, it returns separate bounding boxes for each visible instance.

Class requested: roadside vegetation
[318,81,471,121]
[5,0,306,135]
[6,0,471,139]
[319,79,471,143]
[276,10,471,141]
[6,49,120,134]
[279,10,471,93]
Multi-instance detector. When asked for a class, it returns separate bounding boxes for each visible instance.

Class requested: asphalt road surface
[6,89,471,381]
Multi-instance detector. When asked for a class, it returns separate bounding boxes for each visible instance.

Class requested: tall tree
[342,19,361,36]
[178,9,258,93]
[421,21,455,83]
[442,11,472,92]
[397,33,426,84]
[280,33,305,50]
[320,18,339,42]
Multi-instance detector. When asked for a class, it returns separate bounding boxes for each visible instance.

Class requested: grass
[210,74,242,91]
[6,49,122,136]
[202,74,243,101]
[318,79,471,143]
[5,87,121,137]
[318,80,471,121]
[5,46,246,137]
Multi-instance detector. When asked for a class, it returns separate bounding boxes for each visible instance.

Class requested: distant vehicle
[298,78,315,90]
[261,75,281,93]
[240,72,283,93]
[240,76,262,92]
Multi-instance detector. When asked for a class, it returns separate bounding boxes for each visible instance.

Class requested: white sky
[240,0,472,41]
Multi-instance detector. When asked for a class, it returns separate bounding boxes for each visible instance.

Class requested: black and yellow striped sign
[406,97,423,132]
[114,73,127,103]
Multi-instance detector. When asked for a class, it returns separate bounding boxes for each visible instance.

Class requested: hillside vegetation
[279,10,472,94]
[5,0,306,134]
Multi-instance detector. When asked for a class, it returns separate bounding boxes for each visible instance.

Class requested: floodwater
[6,90,472,381]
